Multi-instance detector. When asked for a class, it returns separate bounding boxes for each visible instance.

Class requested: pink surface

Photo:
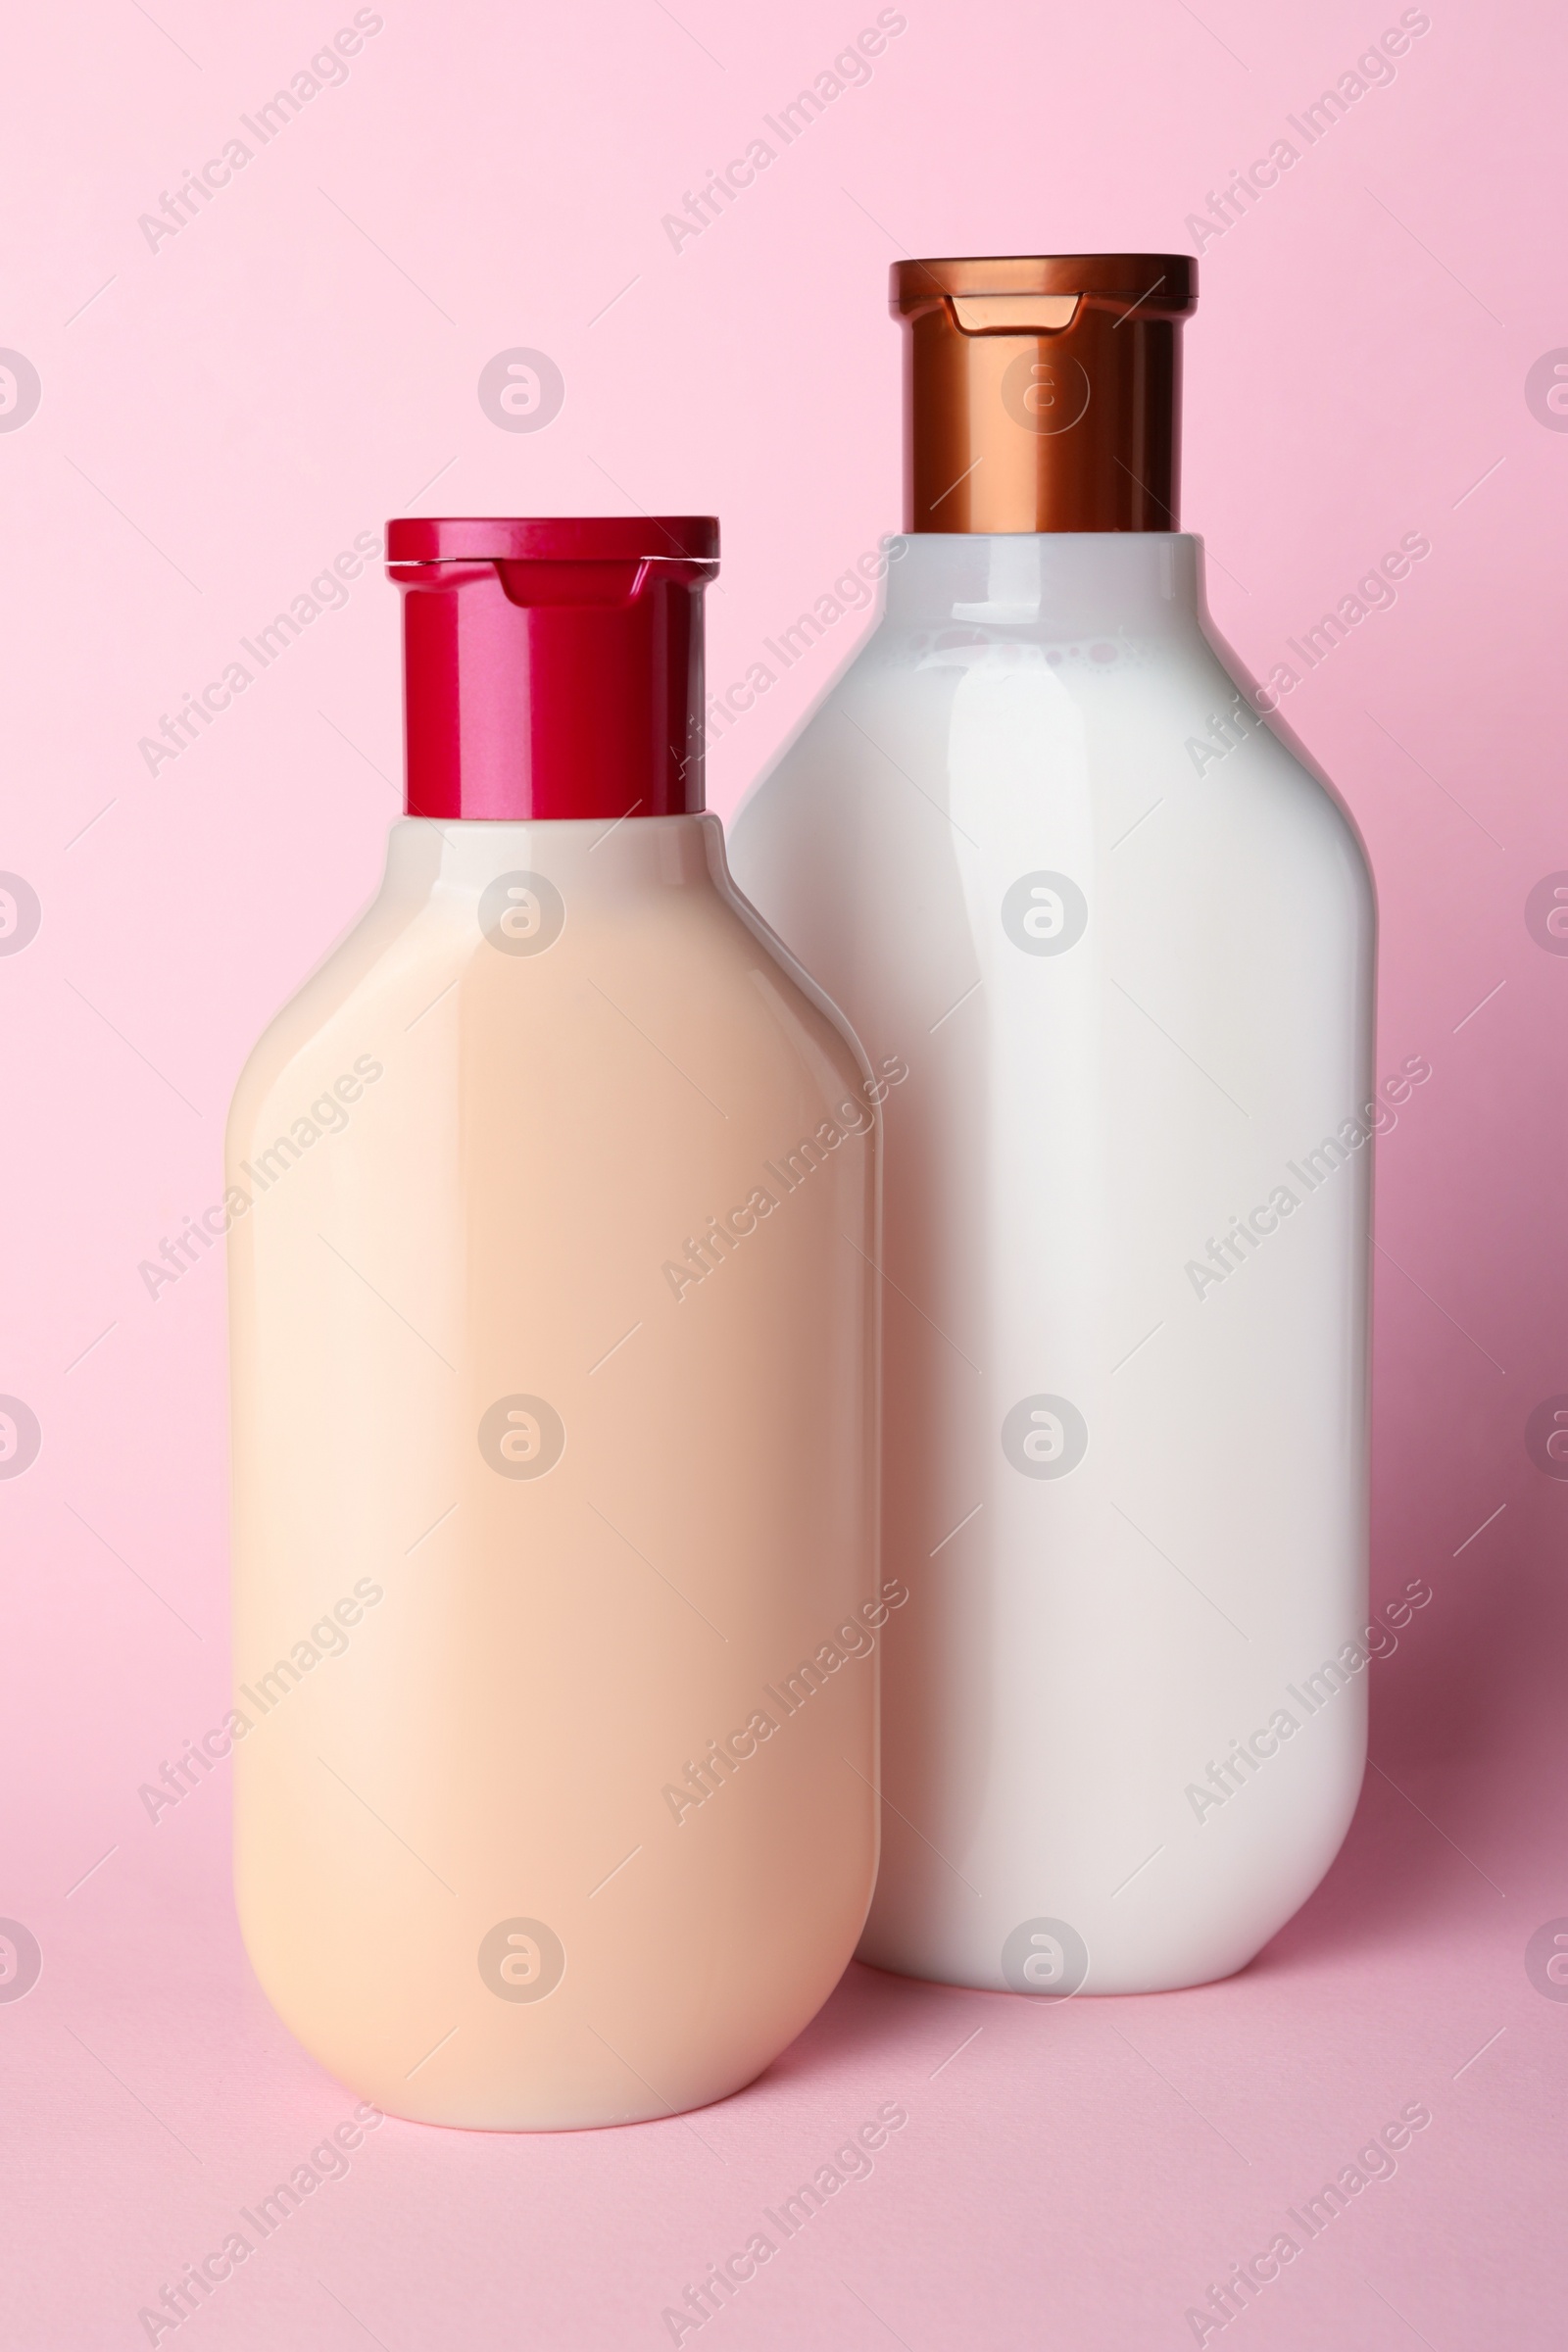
[2,1,1565,2344]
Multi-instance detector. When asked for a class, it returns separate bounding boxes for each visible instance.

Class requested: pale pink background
[2,1,1566,2344]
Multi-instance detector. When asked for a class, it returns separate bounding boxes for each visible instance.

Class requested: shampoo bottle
[228,516,881,2124]
[729,258,1375,1994]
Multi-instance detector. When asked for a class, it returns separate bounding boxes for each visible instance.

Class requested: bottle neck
[880,532,1204,640]
[381,810,727,906]
[392,555,713,821]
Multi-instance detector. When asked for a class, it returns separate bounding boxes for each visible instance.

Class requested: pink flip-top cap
[386,515,720,820]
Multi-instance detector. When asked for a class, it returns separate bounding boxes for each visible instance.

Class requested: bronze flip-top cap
[892,254,1198,534]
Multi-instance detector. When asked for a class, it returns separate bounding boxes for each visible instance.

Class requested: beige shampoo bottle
[227,516,884,2129]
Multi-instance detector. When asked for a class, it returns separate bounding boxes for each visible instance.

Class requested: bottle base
[239,1914,828,2133]
[361,2063,770,2134]
[855,1939,1255,1999]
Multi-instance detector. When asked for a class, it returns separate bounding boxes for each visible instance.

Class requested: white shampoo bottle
[729,256,1376,1994]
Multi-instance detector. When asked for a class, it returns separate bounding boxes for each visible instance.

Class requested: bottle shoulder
[732,616,1370,889]
[230,820,870,1146]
